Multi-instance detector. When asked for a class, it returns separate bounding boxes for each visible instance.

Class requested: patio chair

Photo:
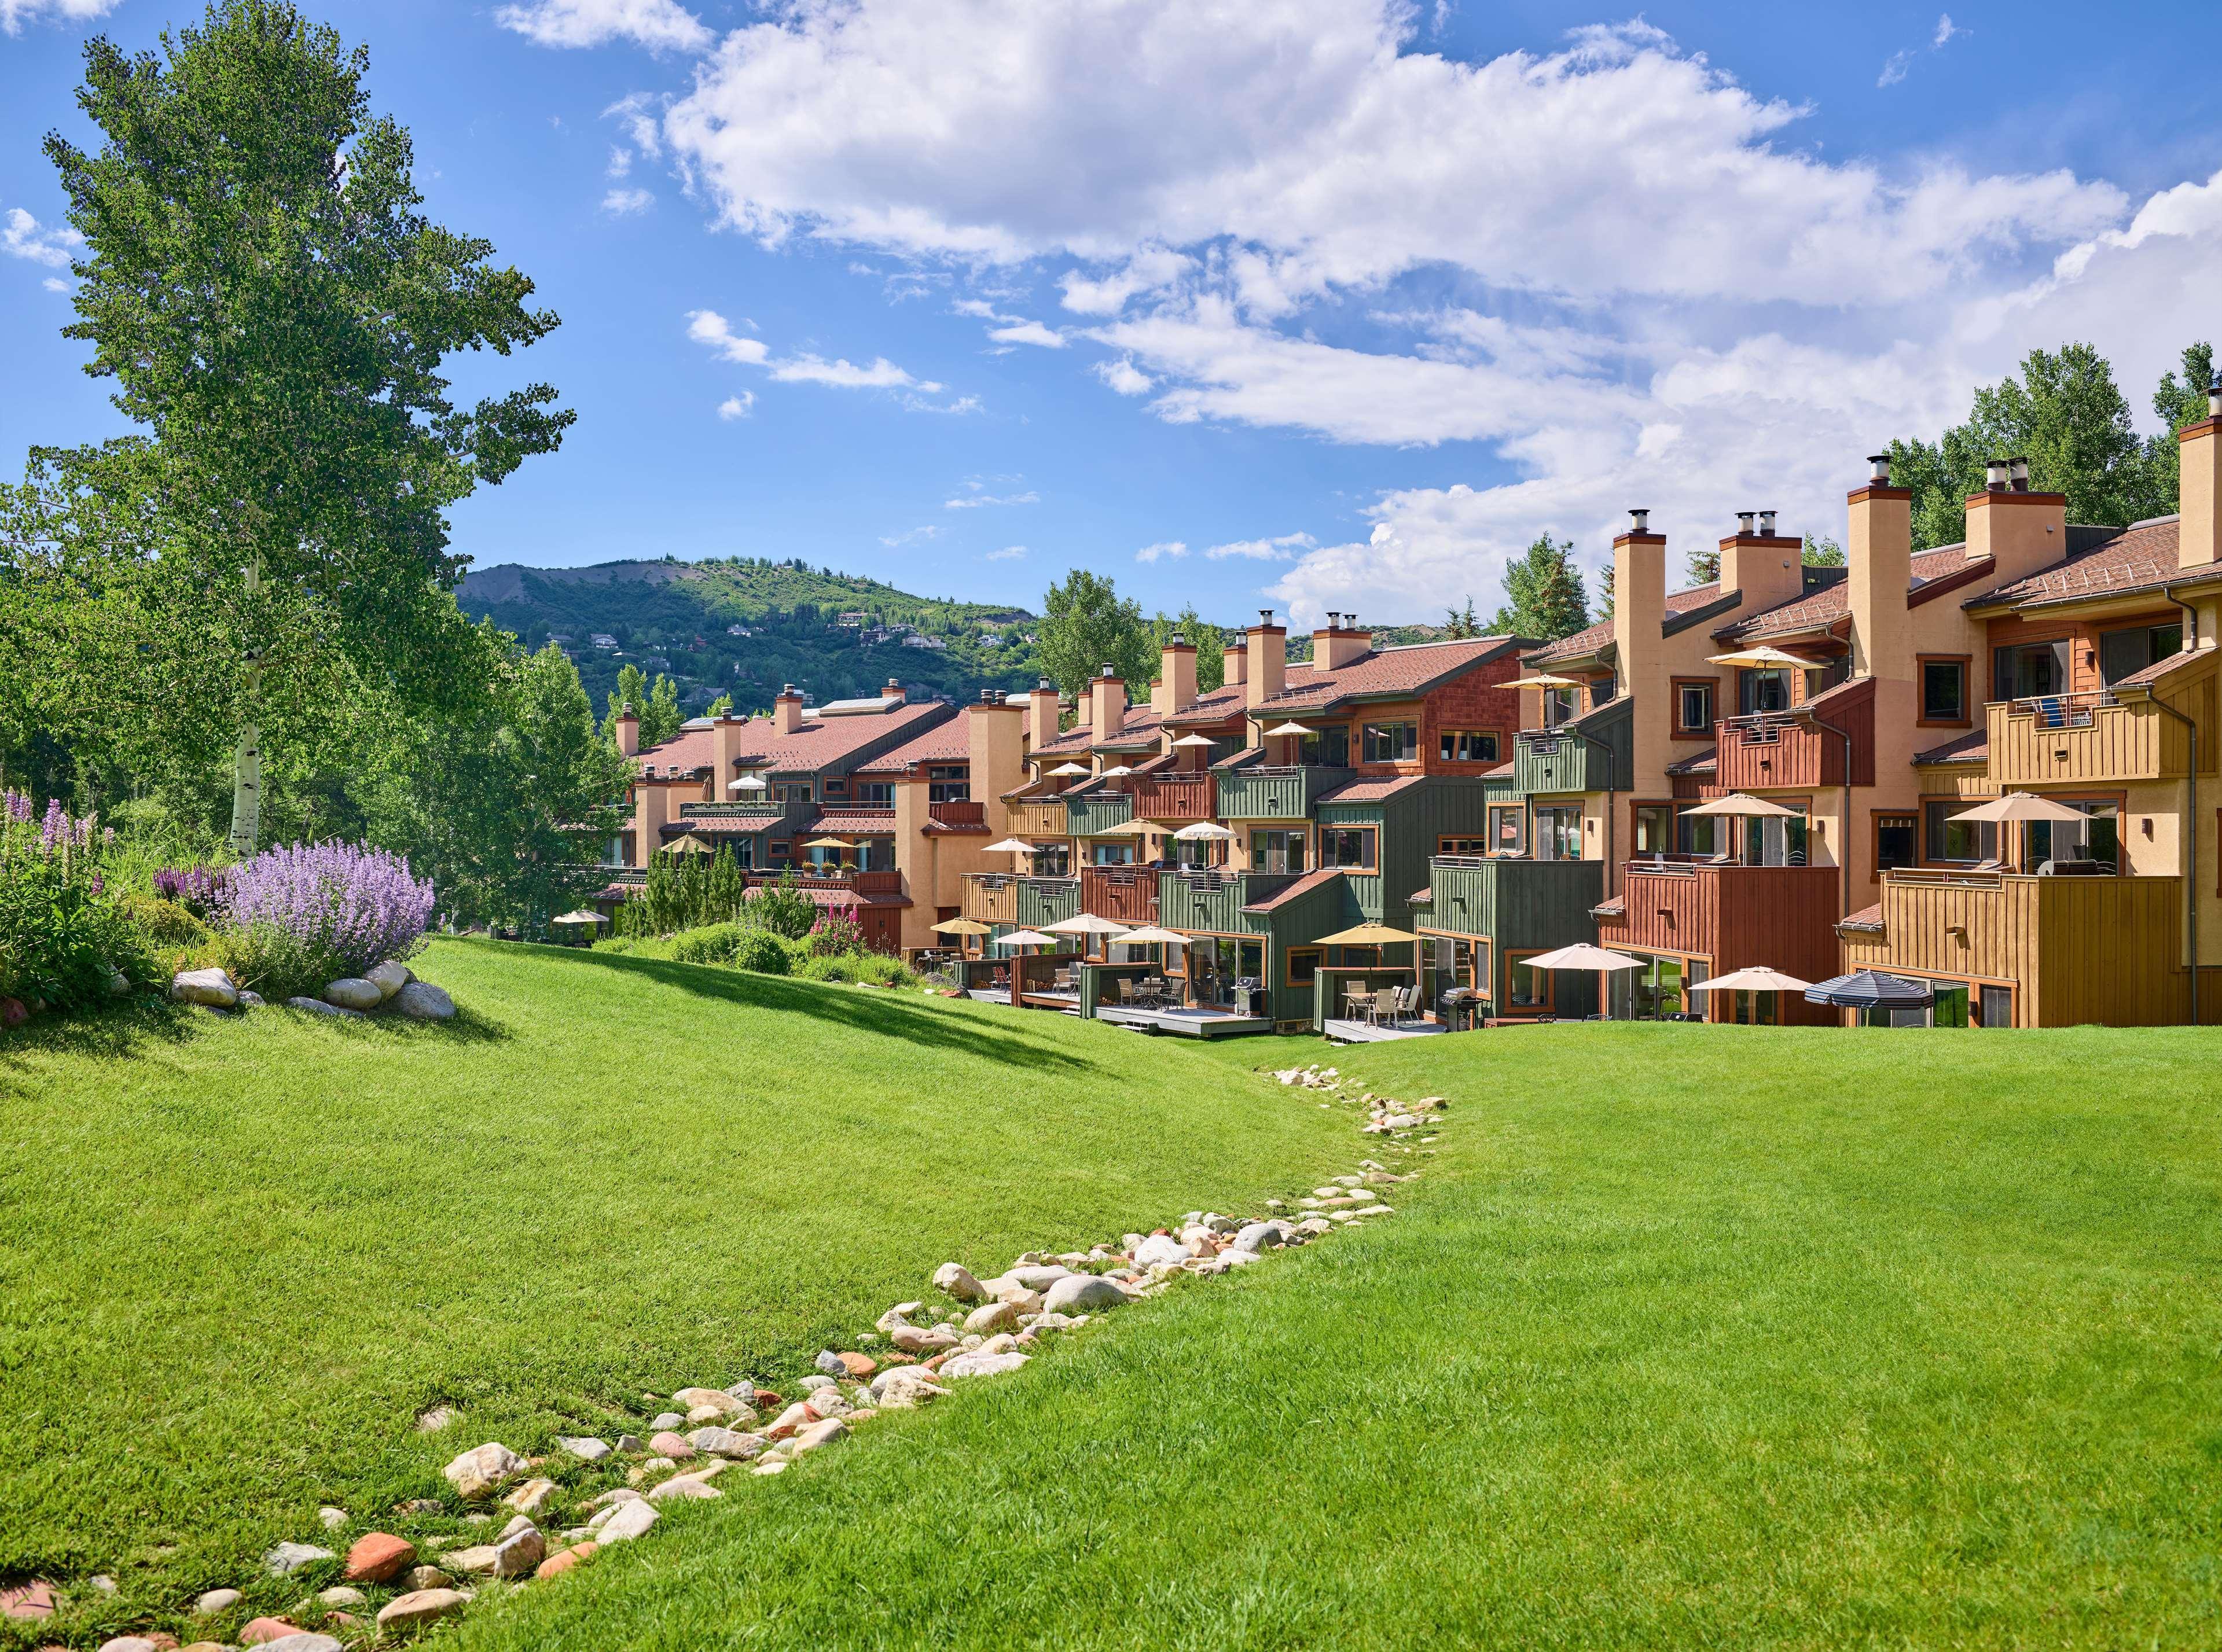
[1398,983,1423,1024]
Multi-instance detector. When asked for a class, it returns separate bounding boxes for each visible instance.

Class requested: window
[1506,951,1552,1010]
[1629,954,1687,1020]
[1438,836,1489,857]
[1030,840,1071,877]
[1743,812,1809,866]
[1489,805,1526,856]
[1090,841,1133,866]
[1678,812,1726,858]
[1543,686,1577,728]
[1286,946,1323,987]
[1589,675,1618,709]
[1362,722,1419,763]
[1919,658,1968,724]
[2099,623,2183,685]
[773,782,813,803]
[927,764,970,804]
[855,781,894,804]
[1995,639,2068,701]
[1738,668,1790,715]
[1924,800,1997,864]
[1438,729,1500,764]
[1250,829,1307,874]
[822,779,848,798]
[1633,804,1674,859]
[1298,725,1350,767]
[2026,799,2120,871]
[1674,679,1716,738]
[1169,836,1214,870]
[1426,935,1481,991]
[1533,805,1582,862]
[849,837,893,872]
[1979,984,2013,1027]
[1804,657,1850,697]
[1932,983,1971,1027]
[770,840,791,864]
[1318,827,1378,869]
[1731,989,1777,1025]
[1876,814,1918,873]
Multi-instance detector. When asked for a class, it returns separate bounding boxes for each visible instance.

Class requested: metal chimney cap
[1758,510,1778,535]
[1868,452,1893,483]
[1627,508,1651,533]
[1258,608,1276,626]
[1984,458,2010,491]
[2209,370,2222,415]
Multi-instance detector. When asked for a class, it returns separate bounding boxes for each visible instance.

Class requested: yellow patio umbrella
[931,917,991,936]
[1707,645,1824,668]
[1506,673,1581,690]
[1683,792,1802,818]
[662,834,715,855]
[1091,819,1159,836]
[1314,921,1420,947]
[802,835,853,849]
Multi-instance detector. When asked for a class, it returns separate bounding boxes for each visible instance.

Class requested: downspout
[2160,582,2208,1026]
[1812,710,1854,923]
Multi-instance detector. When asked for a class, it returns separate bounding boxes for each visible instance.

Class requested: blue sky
[5,0,2221,627]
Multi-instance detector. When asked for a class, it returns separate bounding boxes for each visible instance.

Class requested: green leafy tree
[1037,569,1152,696]
[1490,534,1591,641]
[704,691,734,718]
[1685,546,1721,584]
[1892,343,2169,549]
[640,674,683,749]
[1144,604,1228,693]
[35,1,570,857]
[1802,534,1845,567]
[2146,341,2216,507]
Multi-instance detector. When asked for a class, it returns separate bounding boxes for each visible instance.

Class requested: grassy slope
[0,940,1349,1633]
[448,1024,2222,1651]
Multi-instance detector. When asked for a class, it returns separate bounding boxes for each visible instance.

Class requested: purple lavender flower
[40,799,64,855]
[222,840,436,977]
[2,789,29,825]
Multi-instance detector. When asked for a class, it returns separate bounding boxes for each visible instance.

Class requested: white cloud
[1058,247,1192,315]
[686,309,769,365]
[944,489,1038,509]
[605,93,665,160]
[880,525,942,546]
[989,320,1066,349]
[0,0,119,33]
[1134,540,1187,563]
[1934,13,1967,47]
[496,0,709,53]
[607,146,634,179]
[2,206,82,270]
[1095,357,1154,396]
[602,187,655,215]
[985,545,1029,561]
[717,393,754,420]
[43,276,68,293]
[1207,531,1316,561]
[1877,50,1913,89]
[772,354,930,389]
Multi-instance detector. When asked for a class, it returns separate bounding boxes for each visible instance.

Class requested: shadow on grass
[0,994,201,1066]
[520,942,1101,1075]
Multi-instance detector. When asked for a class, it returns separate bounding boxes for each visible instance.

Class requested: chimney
[615,704,640,757]
[1614,508,1670,799]
[1244,608,1287,708]
[967,692,1026,812]
[1222,639,1248,689]
[1848,457,1915,685]
[1966,463,2065,585]
[1089,666,1127,742]
[712,709,745,793]
[2181,373,2222,575]
[886,676,907,704]
[772,683,805,735]
[1152,633,1198,718]
[1026,678,1062,752]
[2008,457,2031,494]
[1312,611,1371,672]
[1718,508,1802,612]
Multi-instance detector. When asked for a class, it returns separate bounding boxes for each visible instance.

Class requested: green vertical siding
[1512,698,1634,796]
[1016,877,1079,929]
[1422,856,1602,1017]
[1066,790,1133,836]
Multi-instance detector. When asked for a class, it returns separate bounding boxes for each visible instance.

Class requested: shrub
[794,951,917,988]
[669,922,743,965]
[744,871,820,941]
[221,840,435,989]
[152,866,230,919]
[122,893,212,949]
[730,929,795,976]
[806,906,867,957]
[211,922,328,1001]
[0,790,142,1010]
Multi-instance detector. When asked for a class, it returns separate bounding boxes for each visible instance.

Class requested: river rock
[686,1427,762,1459]
[442,1441,523,1499]
[395,981,456,1021]
[322,977,382,1011]
[1042,1274,1129,1313]
[286,996,361,1018]
[194,1587,243,1616]
[1132,1235,1188,1267]
[557,1436,611,1462]
[253,1636,343,1652]
[931,1262,985,1302]
[343,1533,414,1583]
[366,961,413,1000]
[890,1322,959,1355]
[170,967,238,1009]
[376,1589,467,1632]
[790,1418,849,1454]
[940,1349,1030,1379]
[596,1500,659,1543]
[648,1430,694,1459]
[673,1387,748,1419]
[963,1300,1018,1335]
[1234,1220,1289,1252]
[263,1541,333,1576]
[648,1473,722,1503]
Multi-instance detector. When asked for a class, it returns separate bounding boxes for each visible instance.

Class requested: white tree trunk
[227,555,263,859]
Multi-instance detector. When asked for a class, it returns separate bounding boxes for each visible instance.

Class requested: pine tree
[1490,535,1591,641]
[2147,341,2216,510]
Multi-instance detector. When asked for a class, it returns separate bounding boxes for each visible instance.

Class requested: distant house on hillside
[590,633,618,649]
[643,654,671,672]
[902,634,947,650]
[835,611,869,627]
[726,623,753,637]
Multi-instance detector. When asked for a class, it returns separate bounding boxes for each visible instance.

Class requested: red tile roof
[1242,867,1344,913]
[1714,549,1969,642]
[1914,728,1988,764]
[2107,644,2206,691]
[856,719,970,774]
[660,817,766,836]
[1317,775,1427,804]
[1972,516,2180,609]
[1029,704,1166,756]
[1838,902,1885,933]
[1530,587,1720,665]
[1248,636,1525,714]
[635,701,953,780]
[631,725,716,778]
[809,811,902,834]
[1482,760,1515,780]
[1161,684,1254,729]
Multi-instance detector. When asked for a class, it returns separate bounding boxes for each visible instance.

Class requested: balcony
[1513,700,1632,796]
[678,800,798,825]
[928,799,986,828]
[754,869,903,897]
[1127,773,1215,822]
[1425,853,1601,943]
[1065,787,1134,837]
[1081,864,1159,924]
[1158,869,1300,933]
[1985,691,2194,786]
[1843,867,2190,1026]
[961,873,1078,927]
[1612,858,1840,985]
[1714,680,1873,792]
[1005,796,1068,837]
[1214,764,1354,820]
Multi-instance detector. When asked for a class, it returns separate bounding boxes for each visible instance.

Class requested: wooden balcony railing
[1985,691,2188,785]
[1713,680,1874,791]
[1081,864,1159,924]
[929,800,986,827]
[1127,774,1214,822]
[961,873,1019,925]
[754,869,902,897]
[1006,798,1068,836]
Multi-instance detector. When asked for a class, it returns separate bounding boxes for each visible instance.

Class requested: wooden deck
[1095,1005,1273,1038]
[1324,1018,1453,1043]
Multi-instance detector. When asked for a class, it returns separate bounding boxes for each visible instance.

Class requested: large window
[2026,799,2119,871]
[1298,725,1350,767]
[1674,679,1716,738]
[1679,811,1727,858]
[1534,805,1582,861]
[855,781,894,804]
[1626,954,1701,1019]
[1362,722,1419,763]
[1995,639,2068,701]
[1030,840,1071,877]
[773,781,813,803]
[1426,935,1481,991]
[1489,805,1525,856]
[1543,686,1577,728]
[1286,946,1323,987]
[1090,840,1133,866]
[1876,814,1918,873]
[1251,829,1307,874]
[1803,657,1850,697]
[849,837,894,872]
[1924,800,1997,864]
[2099,623,2183,685]
[1506,951,1552,1010]
[927,764,970,803]
[1439,836,1489,856]
[1633,804,1674,859]
[1743,812,1809,866]
[1919,658,1968,724]
[1738,668,1790,714]
[1318,826,1378,869]
[1438,729,1500,764]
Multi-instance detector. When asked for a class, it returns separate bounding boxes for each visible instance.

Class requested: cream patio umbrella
[1172,821,1237,839]
[1521,941,1646,972]
[1682,792,1802,818]
[1314,921,1420,947]
[1046,761,1093,777]
[728,773,768,792]
[1707,645,1826,669]
[1097,764,1135,779]
[1114,925,1190,947]
[985,837,1038,855]
[1265,720,1312,737]
[996,928,1059,948]
[1685,965,1815,1022]
[1505,673,1581,690]
[1170,733,1217,748]
[802,836,854,850]
[1949,790,2092,871]
[1044,913,1131,937]
[662,834,715,855]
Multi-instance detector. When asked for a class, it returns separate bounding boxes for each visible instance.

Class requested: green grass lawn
[435,1023,2222,1652]
[0,939,1353,1643]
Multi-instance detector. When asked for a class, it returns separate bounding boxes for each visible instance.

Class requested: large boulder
[322,978,383,1012]
[395,981,456,1021]
[170,967,238,1009]
[366,961,413,1000]
[1042,1274,1129,1315]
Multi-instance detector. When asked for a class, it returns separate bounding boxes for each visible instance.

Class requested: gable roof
[1529,586,1721,666]
[1914,727,1988,765]
[1246,636,1527,715]
[1028,702,1166,757]
[717,701,953,775]
[631,724,716,779]
[1714,550,1970,643]
[1160,683,1254,730]
[855,718,970,775]
[1317,775,1427,804]
[1242,867,1344,913]
[1970,516,2180,611]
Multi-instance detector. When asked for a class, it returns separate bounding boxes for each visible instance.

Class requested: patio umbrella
[1090,819,1158,836]
[1044,913,1131,936]
[1520,941,1646,972]
[1707,645,1825,669]
[1314,921,1420,947]
[985,837,1038,855]
[1803,969,1933,1010]
[1172,821,1237,840]
[931,917,991,936]
[1046,761,1093,777]
[1264,721,1312,737]
[662,834,715,855]
[1097,764,1135,779]
[1683,792,1802,818]
[1686,966,1815,994]
[728,774,768,791]
[550,909,607,926]
[1506,674,1581,690]
[1948,792,2090,823]
[802,836,853,849]
[1114,925,1190,947]
[1170,733,1216,748]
